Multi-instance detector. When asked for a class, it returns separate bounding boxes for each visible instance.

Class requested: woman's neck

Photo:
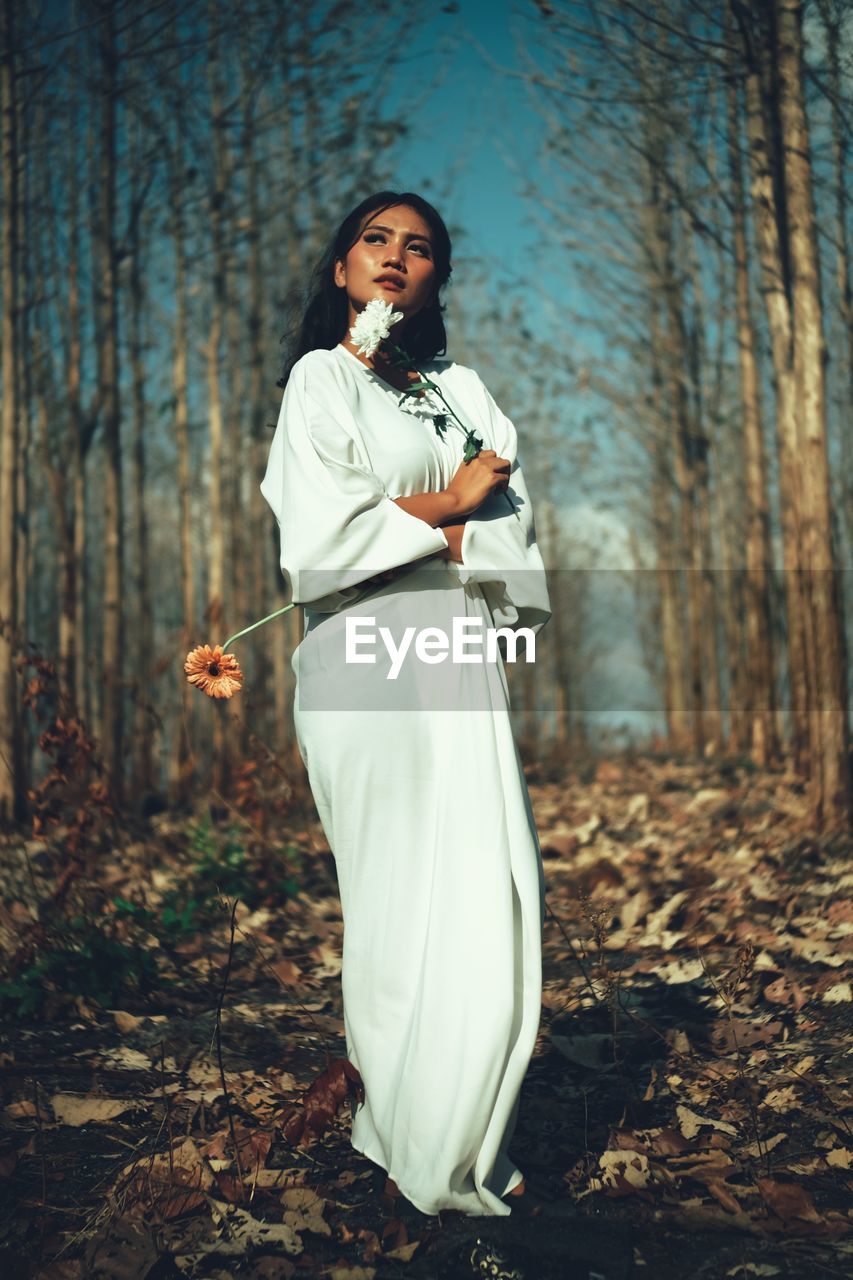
[340,338,422,393]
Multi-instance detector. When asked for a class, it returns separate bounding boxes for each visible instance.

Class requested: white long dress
[260,343,552,1217]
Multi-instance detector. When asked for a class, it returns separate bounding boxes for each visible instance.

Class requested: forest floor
[0,748,851,1280]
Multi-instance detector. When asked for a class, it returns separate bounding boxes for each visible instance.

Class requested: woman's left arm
[455,369,553,635]
[438,521,468,563]
[362,517,467,589]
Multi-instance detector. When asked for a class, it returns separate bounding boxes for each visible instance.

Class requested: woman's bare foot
[507,1177,526,1196]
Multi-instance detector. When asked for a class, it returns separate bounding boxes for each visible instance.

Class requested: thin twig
[544,898,605,1006]
[692,939,767,1174]
[33,1075,46,1267]
[160,1041,175,1181]
[214,899,246,1202]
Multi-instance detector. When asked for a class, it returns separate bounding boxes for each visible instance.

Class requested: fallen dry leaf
[280,1185,331,1237]
[4,1100,39,1120]
[110,1010,144,1033]
[51,1095,133,1125]
[757,1177,824,1223]
[676,1105,738,1140]
[821,981,852,1003]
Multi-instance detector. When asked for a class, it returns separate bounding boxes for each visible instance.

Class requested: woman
[260,190,552,1217]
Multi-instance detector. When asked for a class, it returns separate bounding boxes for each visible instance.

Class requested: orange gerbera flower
[184,643,244,699]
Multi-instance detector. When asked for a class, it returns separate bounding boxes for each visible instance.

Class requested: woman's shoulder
[428,358,495,412]
[289,346,341,381]
[427,356,484,388]
[286,347,353,402]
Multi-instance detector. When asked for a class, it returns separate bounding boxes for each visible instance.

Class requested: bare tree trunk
[816,0,853,556]
[647,134,705,751]
[242,47,272,738]
[774,0,851,826]
[736,0,812,774]
[224,268,246,752]
[0,0,22,824]
[648,299,689,748]
[669,315,705,754]
[167,122,197,806]
[72,395,91,730]
[35,362,72,684]
[94,0,124,807]
[679,152,723,752]
[45,122,76,706]
[49,90,99,729]
[14,22,30,802]
[298,0,324,237]
[725,11,779,765]
[270,11,307,764]
[206,7,230,798]
[128,113,155,799]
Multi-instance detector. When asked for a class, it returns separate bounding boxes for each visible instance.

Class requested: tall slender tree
[0,0,21,823]
[92,0,124,807]
[724,4,778,764]
[773,0,850,825]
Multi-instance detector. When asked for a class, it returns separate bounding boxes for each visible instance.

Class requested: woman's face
[334,204,437,335]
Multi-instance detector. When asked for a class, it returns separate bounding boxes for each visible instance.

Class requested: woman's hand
[445,450,510,518]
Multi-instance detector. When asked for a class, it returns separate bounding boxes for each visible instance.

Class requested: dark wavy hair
[276,190,453,390]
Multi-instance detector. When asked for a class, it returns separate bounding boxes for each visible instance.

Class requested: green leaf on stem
[463,432,484,462]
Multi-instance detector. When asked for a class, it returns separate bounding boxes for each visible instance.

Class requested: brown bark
[0,0,22,824]
[647,134,705,752]
[678,151,723,752]
[56,144,80,707]
[37,83,100,733]
[736,0,813,774]
[166,121,197,805]
[816,0,853,555]
[206,8,230,796]
[773,0,851,826]
[14,31,29,803]
[648,306,689,748]
[94,0,124,807]
[724,10,779,765]
[270,6,308,762]
[128,112,155,798]
[243,40,272,740]
[224,258,246,752]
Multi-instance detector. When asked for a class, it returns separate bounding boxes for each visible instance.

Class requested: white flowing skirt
[291,560,546,1216]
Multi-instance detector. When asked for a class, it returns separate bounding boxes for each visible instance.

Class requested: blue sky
[381,2,554,318]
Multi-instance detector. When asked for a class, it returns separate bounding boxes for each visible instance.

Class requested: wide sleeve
[259,355,450,613]
[456,370,552,636]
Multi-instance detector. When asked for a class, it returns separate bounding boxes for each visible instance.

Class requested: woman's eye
[365,233,430,256]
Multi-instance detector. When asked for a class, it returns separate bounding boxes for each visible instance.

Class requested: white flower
[349,297,404,358]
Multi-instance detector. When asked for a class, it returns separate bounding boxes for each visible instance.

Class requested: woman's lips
[376,279,404,291]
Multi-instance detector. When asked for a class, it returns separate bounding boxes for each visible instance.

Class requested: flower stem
[384,341,519,518]
[223,602,296,652]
